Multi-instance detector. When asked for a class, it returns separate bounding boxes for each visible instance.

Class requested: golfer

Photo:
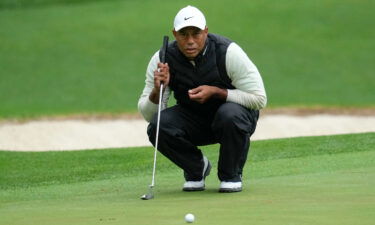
[138,5,267,192]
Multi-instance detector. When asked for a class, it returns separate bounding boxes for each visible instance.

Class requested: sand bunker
[1,114,374,151]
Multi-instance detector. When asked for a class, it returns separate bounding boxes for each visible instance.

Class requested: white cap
[173,6,206,31]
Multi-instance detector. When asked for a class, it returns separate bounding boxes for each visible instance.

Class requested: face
[173,26,208,60]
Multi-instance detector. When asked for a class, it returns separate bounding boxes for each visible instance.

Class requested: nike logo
[184,16,193,20]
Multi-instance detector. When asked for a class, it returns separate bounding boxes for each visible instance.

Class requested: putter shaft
[141,83,163,200]
[141,35,168,200]
[151,83,163,187]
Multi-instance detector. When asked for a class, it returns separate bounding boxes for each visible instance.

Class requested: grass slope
[0,0,374,119]
[0,133,374,225]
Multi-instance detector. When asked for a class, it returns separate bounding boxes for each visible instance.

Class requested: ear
[203,27,208,34]
[172,29,178,38]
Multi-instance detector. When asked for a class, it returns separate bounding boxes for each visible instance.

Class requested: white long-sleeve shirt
[138,42,267,122]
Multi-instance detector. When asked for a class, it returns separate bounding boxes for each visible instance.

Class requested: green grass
[0,0,114,8]
[1,133,374,225]
[0,0,374,119]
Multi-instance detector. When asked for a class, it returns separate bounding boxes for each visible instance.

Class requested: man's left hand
[188,85,228,104]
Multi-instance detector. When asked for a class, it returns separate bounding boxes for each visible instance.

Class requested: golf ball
[185,213,195,223]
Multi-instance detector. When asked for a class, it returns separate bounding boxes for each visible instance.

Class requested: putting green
[1,134,374,225]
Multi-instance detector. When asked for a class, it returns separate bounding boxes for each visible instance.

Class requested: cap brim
[175,22,205,31]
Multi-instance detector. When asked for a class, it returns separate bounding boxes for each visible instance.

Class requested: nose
[186,34,194,45]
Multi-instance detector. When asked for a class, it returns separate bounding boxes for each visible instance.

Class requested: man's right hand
[149,62,170,104]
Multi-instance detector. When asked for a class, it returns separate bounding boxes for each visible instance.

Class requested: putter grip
[160,35,169,63]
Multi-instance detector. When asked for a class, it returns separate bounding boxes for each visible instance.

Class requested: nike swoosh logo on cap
[184,16,193,20]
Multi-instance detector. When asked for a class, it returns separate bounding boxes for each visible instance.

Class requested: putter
[141,35,169,200]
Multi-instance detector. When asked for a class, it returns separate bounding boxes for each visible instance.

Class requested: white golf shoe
[182,180,205,191]
[183,156,211,191]
[219,181,242,193]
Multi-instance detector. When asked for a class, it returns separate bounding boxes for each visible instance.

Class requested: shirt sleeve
[225,43,267,110]
[137,51,171,122]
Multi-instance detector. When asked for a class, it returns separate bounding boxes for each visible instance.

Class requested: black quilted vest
[163,33,235,116]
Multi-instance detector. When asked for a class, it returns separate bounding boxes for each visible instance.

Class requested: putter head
[140,185,154,200]
[140,193,154,200]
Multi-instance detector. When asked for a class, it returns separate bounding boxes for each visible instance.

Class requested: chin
[185,53,198,60]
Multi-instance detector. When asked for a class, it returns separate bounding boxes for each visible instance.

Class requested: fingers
[189,86,208,103]
[188,86,202,95]
[156,63,169,75]
[154,63,170,88]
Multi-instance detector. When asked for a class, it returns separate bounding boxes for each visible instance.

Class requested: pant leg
[147,105,216,181]
[211,102,259,182]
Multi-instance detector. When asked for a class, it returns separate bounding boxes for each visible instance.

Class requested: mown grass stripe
[1,133,373,189]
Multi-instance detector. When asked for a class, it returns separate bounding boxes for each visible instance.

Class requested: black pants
[147,102,259,182]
